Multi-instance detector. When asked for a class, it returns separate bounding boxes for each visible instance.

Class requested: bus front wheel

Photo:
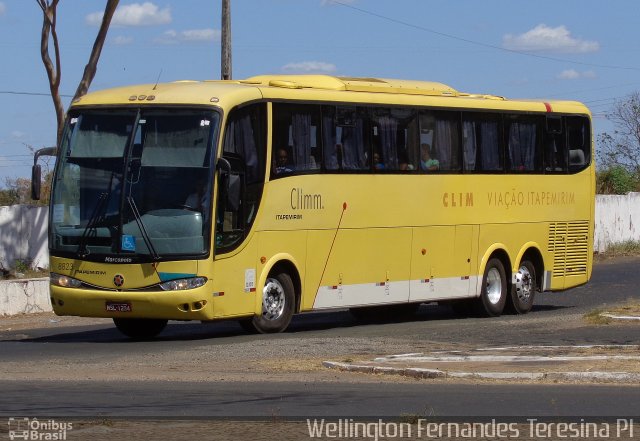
[247,272,295,334]
[113,318,168,339]
[476,258,507,317]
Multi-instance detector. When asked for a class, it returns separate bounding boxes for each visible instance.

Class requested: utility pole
[221,0,232,80]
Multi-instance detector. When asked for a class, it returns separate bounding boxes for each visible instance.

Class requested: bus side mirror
[227,174,241,211]
[31,164,42,201]
[216,157,241,212]
[31,146,57,201]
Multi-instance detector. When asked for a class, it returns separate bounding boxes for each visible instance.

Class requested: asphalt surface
[1,380,639,418]
[0,257,639,422]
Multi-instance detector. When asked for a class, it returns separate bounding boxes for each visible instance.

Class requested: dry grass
[596,240,640,260]
[584,301,640,325]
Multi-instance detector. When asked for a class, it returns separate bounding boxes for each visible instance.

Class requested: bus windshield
[50,108,219,262]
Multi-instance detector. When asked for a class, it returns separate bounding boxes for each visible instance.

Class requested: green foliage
[0,172,52,207]
[596,165,639,194]
[13,259,30,274]
[0,187,20,206]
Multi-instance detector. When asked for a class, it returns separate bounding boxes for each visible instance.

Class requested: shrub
[596,166,639,194]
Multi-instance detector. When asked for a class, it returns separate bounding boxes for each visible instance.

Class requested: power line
[330,0,640,72]
[0,91,73,97]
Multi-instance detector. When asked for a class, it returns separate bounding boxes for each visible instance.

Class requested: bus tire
[113,318,168,339]
[508,260,536,314]
[251,272,295,334]
[476,258,507,317]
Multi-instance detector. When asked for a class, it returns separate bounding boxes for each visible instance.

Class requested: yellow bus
[41,75,594,338]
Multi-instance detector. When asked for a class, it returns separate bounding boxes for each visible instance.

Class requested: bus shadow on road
[9,303,569,344]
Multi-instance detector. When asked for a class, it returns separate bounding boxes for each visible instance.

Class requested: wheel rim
[486,267,503,304]
[517,265,534,302]
[262,278,286,321]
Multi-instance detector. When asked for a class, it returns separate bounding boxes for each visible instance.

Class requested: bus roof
[71,74,590,115]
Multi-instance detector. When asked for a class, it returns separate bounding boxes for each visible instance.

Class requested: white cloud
[112,35,134,45]
[557,69,580,80]
[86,2,171,27]
[557,69,597,80]
[0,2,6,16]
[156,28,220,44]
[503,24,599,53]
[11,131,25,139]
[282,61,337,74]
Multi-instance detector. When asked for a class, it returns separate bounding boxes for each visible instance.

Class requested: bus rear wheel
[475,258,507,317]
[246,272,295,334]
[508,260,536,314]
[113,318,168,339]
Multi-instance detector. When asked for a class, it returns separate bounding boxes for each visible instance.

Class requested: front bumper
[50,283,216,321]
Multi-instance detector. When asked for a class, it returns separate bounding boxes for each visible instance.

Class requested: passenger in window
[273,147,294,174]
[310,147,320,169]
[373,151,385,170]
[398,152,414,171]
[420,143,439,171]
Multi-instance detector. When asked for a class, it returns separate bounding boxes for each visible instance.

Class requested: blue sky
[1,0,639,184]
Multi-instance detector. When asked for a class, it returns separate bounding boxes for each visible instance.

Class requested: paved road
[0,257,639,421]
[0,380,638,418]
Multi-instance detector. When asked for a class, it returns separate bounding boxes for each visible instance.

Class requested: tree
[36,0,120,145]
[597,92,640,173]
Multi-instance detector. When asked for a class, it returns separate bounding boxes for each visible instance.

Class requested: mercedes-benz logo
[113,274,125,287]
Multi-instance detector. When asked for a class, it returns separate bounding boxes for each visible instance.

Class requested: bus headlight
[159,277,207,291]
[51,273,83,288]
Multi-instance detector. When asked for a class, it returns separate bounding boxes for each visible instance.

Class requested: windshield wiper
[126,196,161,260]
[76,192,109,258]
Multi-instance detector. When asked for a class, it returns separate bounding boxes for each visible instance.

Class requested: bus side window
[431,111,461,172]
[506,115,542,173]
[272,104,321,176]
[321,105,340,171]
[370,107,417,171]
[544,116,567,173]
[462,113,503,172]
[567,116,590,173]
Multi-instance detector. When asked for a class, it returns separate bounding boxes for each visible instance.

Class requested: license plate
[106,302,132,312]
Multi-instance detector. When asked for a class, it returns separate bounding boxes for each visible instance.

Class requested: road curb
[322,361,640,383]
[601,313,640,321]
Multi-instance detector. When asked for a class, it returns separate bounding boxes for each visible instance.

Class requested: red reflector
[544,102,553,113]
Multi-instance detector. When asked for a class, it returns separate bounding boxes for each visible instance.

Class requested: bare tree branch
[36,0,119,146]
[73,0,120,101]
[598,92,640,173]
[37,0,65,145]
